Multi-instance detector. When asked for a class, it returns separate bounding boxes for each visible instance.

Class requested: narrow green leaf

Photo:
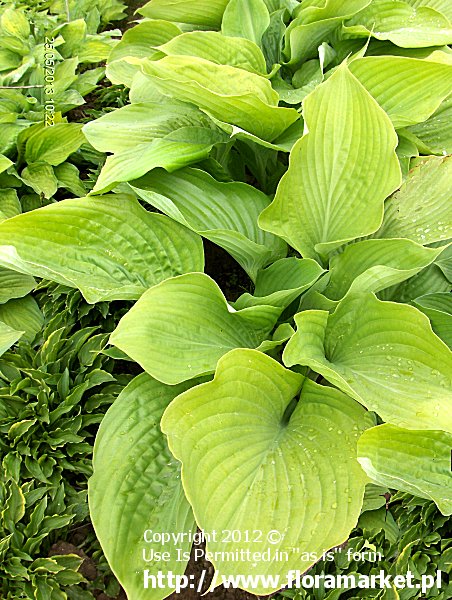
[259,65,401,259]
[358,424,452,515]
[110,273,280,385]
[162,349,371,593]
[90,374,195,600]
[130,167,286,281]
[0,195,204,303]
[283,293,452,432]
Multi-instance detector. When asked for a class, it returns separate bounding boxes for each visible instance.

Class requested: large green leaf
[110,273,280,385]
[343,0,452,47]
[324,239,444,300]
[407,95,452,155]
[106,21,182,87]
[0,195,204,303]
[221,0,270,46]
[90,374,195,600]
[138,0,230,28]
[83,102,228,194]
[130,167,286,281]
[377,156,451,244]
[404,0,452,21]
[284,0,371,65]
[358,424,452,515]
[0,320,22,356]
[142,56,299,142]
[259,65,401,259]
[349,56,452,128]
[283,293,452,432]
[0,267,35,304]
[234,257,324,309]
[158,31,268,75]
[413,293,452,348]
[25,124,85,166]
[0,296,43,343]
[161,349,371,593]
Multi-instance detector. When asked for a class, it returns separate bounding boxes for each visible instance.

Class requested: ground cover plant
[0,0,451,599]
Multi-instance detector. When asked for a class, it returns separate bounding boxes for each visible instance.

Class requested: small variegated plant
[0,0,451,598]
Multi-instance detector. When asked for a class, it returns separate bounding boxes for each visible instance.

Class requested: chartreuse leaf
[0,296,43,343]
[343,0,452,47]
[0,321,22,356]
[90,374,195,600]
[24,124,85,166]
[110,273,280,385]
[358,424,452,515]
[407,95,452,155]
[106,21,182,87]
[83,102,228,194]
[138,0,230,28]
[234,257,324,309]
[413,293,452,348]
[324,239,444,300]
[283,293,452,432]
[349,56,452,128]
[284,0,371,65]
[0,189,21,221]
[259,65,401,259]
[221,0,270,46]
[0,195,204,303]
[0,267,35,304]
[130,167,286,281]
[0,154,13,174]
[404,0,452,21]
[142,56,299,142]
[158,31,268,75]
[377,156,451,244]
[162,349,371,593]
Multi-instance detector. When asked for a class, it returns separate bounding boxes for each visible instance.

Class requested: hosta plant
[0,0,451,598]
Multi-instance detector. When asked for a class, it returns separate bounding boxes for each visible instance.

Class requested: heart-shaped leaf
[162,349,371,593]
[283,293,452,432]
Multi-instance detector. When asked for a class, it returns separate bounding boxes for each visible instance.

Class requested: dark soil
[204,240,253,302]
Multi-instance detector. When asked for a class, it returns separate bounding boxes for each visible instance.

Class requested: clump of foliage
[0,0,451,599]
[0,282,130,599]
